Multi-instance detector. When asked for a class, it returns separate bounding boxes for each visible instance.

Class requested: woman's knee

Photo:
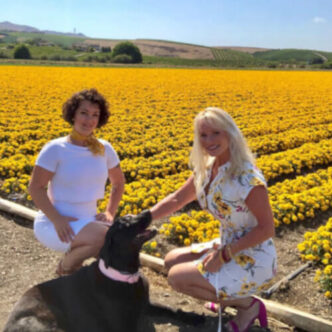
[164,247,195,270]
[167,266,184,292]
[164,250,179,270]
[72,222,108,248]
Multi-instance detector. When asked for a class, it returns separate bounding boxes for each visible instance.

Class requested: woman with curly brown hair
[29,89,125,276]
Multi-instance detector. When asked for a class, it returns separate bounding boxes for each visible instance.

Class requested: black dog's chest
[39,264,148,332]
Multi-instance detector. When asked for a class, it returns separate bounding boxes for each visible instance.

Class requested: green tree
[112,41,142,63]
[14,45,31,59]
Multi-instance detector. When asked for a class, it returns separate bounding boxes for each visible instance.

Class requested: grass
[2,31,86,47]
[144,53,266,68]
[143,55,220,67]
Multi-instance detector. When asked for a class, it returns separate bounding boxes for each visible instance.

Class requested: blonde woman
[29,89,125,276]
[147,108,277,332]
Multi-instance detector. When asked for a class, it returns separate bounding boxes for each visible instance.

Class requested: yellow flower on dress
[240,281,257,292]
[235,254,256,267]
[217,290,228,300]
[250,177,265,187]
[237,290,248,296]
[213,192,231,216]
[197,262,206,275]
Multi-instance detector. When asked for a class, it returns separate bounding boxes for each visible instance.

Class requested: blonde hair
[189,107,255,193]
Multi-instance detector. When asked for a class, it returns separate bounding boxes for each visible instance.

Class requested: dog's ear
[98,222,119,267]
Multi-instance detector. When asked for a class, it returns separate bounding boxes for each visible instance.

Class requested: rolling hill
[1,21,332,67]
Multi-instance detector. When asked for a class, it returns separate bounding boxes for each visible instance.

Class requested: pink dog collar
[98,259,140,284]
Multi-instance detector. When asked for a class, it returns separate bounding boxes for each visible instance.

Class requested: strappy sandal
[204,302,227,314]
[55,250,82,277]
[56,259,82,277]
[226,297,268,332]
[204,302,219,313]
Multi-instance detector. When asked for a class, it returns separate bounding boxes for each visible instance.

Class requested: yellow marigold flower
[324,291,331,299]
[184,238,191,246]
[150,241,157,249]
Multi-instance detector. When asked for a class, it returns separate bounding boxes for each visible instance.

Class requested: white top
[36,137,120,203]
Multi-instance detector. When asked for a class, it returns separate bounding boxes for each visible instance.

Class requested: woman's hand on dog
[53,215,78,243]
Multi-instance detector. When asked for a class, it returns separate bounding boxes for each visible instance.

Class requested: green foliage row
[1,31,85,47]
[253,49,328,64]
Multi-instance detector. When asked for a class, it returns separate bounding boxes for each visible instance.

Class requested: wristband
[218,249,224,264]
[226,245,234,260]
[221,246,231,263]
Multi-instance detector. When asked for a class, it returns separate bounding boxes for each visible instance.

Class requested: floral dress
[193,161,277,300]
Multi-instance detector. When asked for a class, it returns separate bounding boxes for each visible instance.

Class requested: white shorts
[34,200,97,252]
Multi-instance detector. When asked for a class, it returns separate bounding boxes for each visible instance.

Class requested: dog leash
[216,279,223,332]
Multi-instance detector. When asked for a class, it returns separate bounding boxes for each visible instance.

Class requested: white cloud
[313,17,327,24]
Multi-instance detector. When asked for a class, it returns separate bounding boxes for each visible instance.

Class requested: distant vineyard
[211,48,263,66]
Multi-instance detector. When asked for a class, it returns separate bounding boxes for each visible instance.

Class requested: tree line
[11,41,143,64]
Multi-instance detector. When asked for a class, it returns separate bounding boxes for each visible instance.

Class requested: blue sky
[1,0,332,51]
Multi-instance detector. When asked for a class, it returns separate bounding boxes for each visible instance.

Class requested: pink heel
[228,320,240,332]
[256,298,268,328]
[204,302,225,314]
[227,297,268,332]
[204,302,218,313]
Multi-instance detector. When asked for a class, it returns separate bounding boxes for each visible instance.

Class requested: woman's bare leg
[168,260,263,331]
[164,247,208,270]
[59,221,109,273]
[167,260,218,301]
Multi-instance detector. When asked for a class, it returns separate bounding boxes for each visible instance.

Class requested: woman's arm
[28,166,77,242]
[104,165,125,223]
[150,175,197,221]
[204,185,275,272]
[229,185,275,256]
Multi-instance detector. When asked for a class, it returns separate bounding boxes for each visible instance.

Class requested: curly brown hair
[62,89,110,128]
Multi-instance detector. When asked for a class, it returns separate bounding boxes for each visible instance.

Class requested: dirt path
[0,211,331,331]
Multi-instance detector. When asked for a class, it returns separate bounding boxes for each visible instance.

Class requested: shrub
[49,55,61,61]
[321,61,332,69]
[14,45,31,59]
[112,54,133,63]
[112,42,142,63]
[101,46,111,53]
[267,62,277,68]
[310,57,324,65]
[62,56,77,61]
[0,52,8,59]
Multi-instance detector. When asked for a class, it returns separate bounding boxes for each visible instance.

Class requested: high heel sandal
[227,298,268,332]
[56,259,82,276]
[204,302,219,313]
[55,250,82,277]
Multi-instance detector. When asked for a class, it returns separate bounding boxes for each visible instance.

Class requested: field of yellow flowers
[0,66,331,297]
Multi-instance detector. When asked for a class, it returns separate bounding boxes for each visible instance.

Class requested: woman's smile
[198,119,230,164]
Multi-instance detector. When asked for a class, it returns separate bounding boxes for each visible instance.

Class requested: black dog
[4,210,204,332]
